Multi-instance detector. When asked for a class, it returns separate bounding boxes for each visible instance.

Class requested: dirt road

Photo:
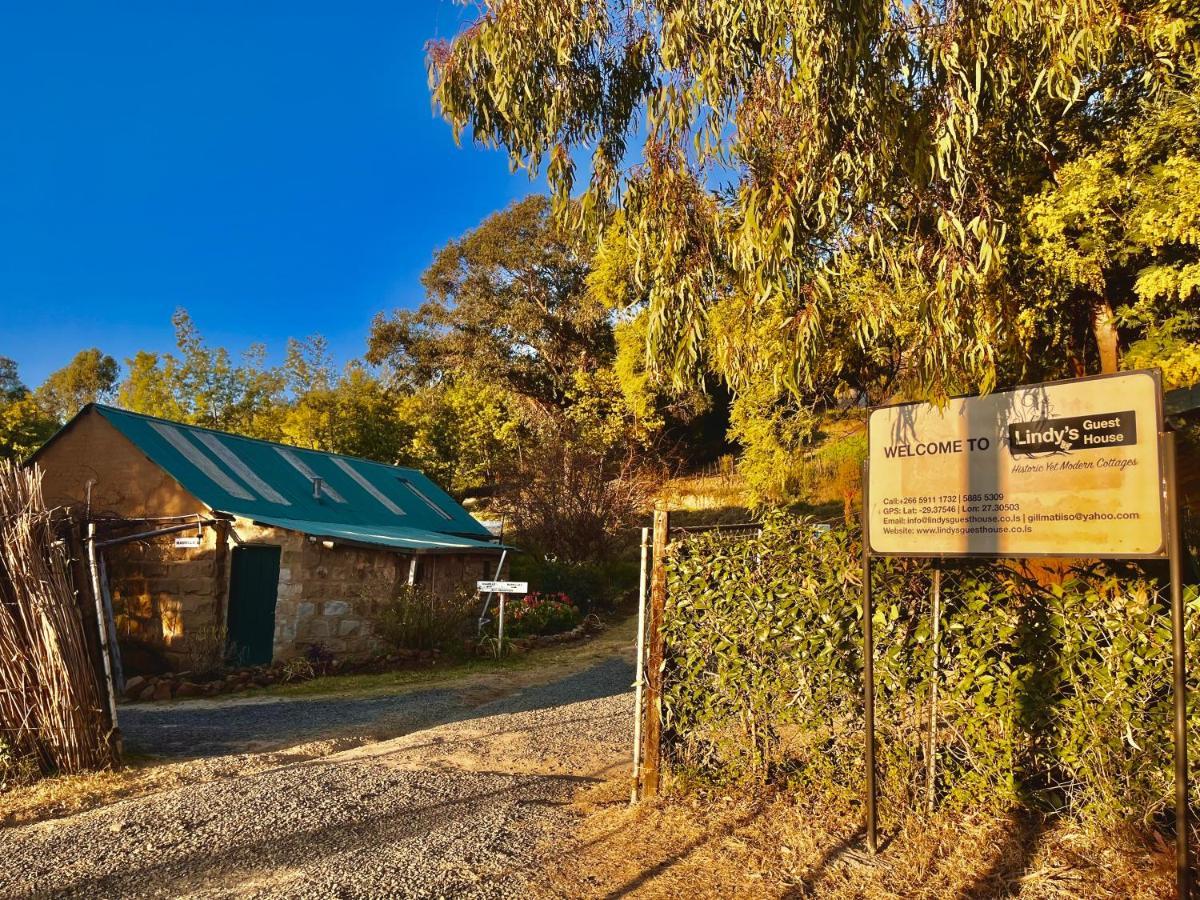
[0,634,635,898]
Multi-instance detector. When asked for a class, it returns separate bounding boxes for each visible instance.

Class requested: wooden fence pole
[640,506,670,798]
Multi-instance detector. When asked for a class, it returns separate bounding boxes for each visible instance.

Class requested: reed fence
[0,461,115,781]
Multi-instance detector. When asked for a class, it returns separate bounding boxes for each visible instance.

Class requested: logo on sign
[1008,410,1137,457]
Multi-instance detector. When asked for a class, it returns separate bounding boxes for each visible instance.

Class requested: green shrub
[661,513,1200,830]
[0,738,37,792]
[508,555,639,612]
[375,585,472,652]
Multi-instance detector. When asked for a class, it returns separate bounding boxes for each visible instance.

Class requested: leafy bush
[0,738,37,791]
[499,592,582,637]
[661,513,1200,830]
[509,554,639,613]
[375,585,472,652]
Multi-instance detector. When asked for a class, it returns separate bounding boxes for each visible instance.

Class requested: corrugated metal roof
[82,405,506,553]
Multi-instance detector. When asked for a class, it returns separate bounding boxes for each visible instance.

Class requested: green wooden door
[227,545,281,666]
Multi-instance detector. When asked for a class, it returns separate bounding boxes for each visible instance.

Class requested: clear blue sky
[0,2,547,387]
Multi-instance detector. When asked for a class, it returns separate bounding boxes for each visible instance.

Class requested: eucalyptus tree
[429,0,1198,398]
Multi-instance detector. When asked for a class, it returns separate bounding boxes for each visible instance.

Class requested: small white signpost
[476,581,528,594]
[477,581,529,656]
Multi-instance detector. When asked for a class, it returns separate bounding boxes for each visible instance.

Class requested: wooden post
[926,564,942,814]
[86,522,123,760]
[640,507,669,798]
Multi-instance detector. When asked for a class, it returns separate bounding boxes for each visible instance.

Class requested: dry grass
[539,784,1175,898]
[660,472,751,514]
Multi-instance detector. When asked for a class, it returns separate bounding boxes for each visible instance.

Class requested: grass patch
[195,616,636,703]
[251,654,534,699]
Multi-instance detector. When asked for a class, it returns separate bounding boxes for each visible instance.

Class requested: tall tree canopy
[118,309,285,438]
[368,195,613,409]
[35,348,120,421]
[0,358,58,461]
[429,0,1199,399]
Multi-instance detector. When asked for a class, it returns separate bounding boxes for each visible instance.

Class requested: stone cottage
[31,404,510,670]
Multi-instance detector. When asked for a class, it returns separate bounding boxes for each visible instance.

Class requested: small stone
[152,682,173,701]
[123,676,147,699]
[175,682,201,698]
[138,684,158,702]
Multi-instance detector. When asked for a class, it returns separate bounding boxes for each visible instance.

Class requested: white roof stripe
[194,432,291,506]
[400,480,452,520]
[332,457,405,515]
[150,422,256,501]
[274,447,346,503]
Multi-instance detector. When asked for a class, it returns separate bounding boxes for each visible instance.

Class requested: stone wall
[415,553,501,599]
[106,521,229,673]
[101,514,506,670]
[233,519,503,662]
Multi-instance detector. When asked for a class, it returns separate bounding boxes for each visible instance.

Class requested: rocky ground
[0,640,635,898]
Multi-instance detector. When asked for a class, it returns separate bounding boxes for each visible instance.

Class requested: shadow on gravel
[41,767,610,899]
[122,656,634,758]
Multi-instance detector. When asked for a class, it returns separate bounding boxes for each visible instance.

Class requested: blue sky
[0,2,549,387]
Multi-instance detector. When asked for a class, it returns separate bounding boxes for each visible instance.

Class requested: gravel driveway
[0,652,634,898]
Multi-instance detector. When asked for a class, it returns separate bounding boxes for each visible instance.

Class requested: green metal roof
[82,405,506,553]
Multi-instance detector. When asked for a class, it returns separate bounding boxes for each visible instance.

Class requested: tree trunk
[1092,300,1120,374]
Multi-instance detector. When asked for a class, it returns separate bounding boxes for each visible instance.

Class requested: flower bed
[500,592,583,637]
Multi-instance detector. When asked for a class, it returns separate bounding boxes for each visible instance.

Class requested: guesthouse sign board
[866,370,1165,558]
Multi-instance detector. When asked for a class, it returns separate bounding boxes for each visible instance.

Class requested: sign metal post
[1164,432,1191,899]
[861,461,877,854]
[475,580,528,658]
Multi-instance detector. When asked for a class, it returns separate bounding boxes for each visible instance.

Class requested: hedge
[661,514,1200,829]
